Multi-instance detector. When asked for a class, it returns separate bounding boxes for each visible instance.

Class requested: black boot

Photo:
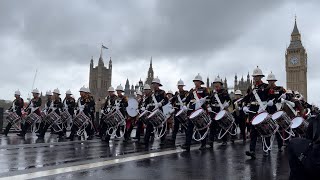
[245,151,256,159]
[181,144,190,152]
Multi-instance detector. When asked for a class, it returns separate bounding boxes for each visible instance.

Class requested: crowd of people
[3,66,320,179]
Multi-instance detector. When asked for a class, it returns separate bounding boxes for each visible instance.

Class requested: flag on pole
[102,45,108,49]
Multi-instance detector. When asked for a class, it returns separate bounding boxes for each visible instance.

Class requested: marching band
[3,66,319,161]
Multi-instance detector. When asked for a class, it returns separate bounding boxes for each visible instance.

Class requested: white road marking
[0,147,196,180]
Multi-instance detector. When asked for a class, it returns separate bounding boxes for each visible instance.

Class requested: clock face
[290,56,299,65]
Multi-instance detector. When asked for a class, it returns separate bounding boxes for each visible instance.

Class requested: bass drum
[126,98,139,118]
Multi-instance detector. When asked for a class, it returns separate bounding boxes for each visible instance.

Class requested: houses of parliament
[88,18,308,101]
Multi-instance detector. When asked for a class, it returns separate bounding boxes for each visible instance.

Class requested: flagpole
[100,44,103,58]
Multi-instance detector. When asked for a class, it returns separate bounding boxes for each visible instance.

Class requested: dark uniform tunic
[68,96,95,140]
[243,82,271,154]
[4,98,24,135]
[184,87,210,148]
[144,89,168,145]
[99,94,117,139]
[266,85,286,149]
[208,88,231,144]
[38,98,63,138]
[19,97,42,136]
[171,90,189,141]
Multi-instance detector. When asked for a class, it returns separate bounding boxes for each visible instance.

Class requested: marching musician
[37,88,64,139]
[284,90,305,118]
[37,91,53,134]
[242,66,273,158]
[115,85,129,141]
[17,89,42,137]
[84,89,96,140]
[84,88,96,140]
[62,90,76,135]
[144,77,168,147]
[170,79,189,144]
[231,90,246,143]
[208,76,231,147]
[99,86,117,142]
[4,90,24,136]
[182,73,210,151]
[133,90,144,142]
[266,72,286,152]
[67,86,95,141]
[137,85,154,144]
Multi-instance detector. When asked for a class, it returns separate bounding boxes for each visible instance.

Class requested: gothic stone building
[89,54,112,102]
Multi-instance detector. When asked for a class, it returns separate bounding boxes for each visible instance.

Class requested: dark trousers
[209,120,227,143]
[4,123,12,135]
[135,120,144,141]
[232,115,246,141]
[249,124,271,152]
[276,130,284,149]
[39,122,64,138]
[20,122,32,135]
[185,120,206,147]
[172,117,186,141]
[85,122,94,137]
[144,123,154,145]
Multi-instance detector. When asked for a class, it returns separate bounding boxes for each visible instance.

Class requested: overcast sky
[0,0,319,104]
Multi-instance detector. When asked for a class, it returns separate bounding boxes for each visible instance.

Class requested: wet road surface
[0,132,290,180]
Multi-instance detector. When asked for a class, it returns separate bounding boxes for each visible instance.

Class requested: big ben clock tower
[286,18,308,100]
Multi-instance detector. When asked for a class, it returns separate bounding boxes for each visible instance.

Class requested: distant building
[286,18,308,100]
[89,51,112,102]
[234,73,252,96]
[124,57,154,97]
[145,57,154,86]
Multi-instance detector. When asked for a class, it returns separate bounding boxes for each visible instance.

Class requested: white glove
[243,106,250,114]
[115,106,120,110]
[238,107,242,111]
[115,103,120,107]
[207,107,212,112]
[100,109,104,114]
[155,102,162,108]
[5,110,9,113]
[267,100,274,107]
[141,107,146,111]
[182,106,188,111]
[280,94,286,100]
[223,102,230,108]
[258,108,265,114]
[107,107,110,112]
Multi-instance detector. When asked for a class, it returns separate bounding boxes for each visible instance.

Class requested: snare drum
[25,113,41,125]
[214,110,235,131]
[271,111,292,130]
[189,109,211,130]
[45,111,60,125]
[73,111,90,129]
[147,109,166,127]
[139,110,150,124]
[103,109,125,127]
[291,117,308,135]
[252,112,278,137]
[175,109,188,126]
[6,112,21,124]
[60,110,71,123]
